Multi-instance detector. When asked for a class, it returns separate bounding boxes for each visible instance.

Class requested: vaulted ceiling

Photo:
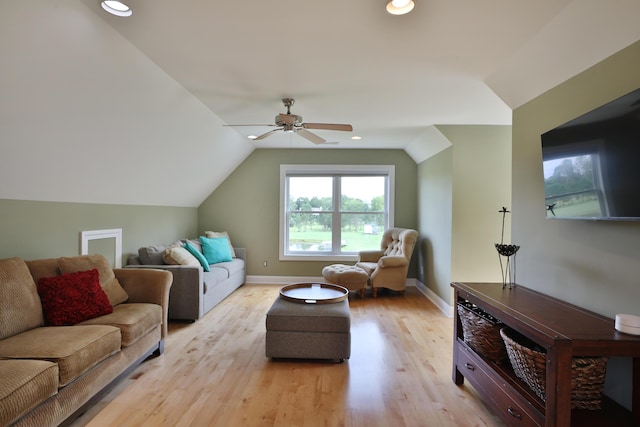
[1,1,639,206]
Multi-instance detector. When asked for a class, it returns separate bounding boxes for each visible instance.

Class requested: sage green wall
[198,149,418,277]
[0,199,197,264]
[444,125,512,286]
[512,40,640,410]
[417,147,453,302]
[417,125,512,303]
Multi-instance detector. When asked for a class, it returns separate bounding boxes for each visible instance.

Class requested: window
[280,165,394,261]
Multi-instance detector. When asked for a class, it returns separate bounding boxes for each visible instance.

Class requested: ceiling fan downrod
[282,98,294,114]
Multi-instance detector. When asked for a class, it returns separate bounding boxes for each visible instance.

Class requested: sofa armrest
[358,250,384,263]
[234,247,246,261]
[114,268,172,339]
[125,264,205,321]
[377,256,408,268]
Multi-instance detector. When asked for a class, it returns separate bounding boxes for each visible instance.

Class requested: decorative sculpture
[495,207,519,289]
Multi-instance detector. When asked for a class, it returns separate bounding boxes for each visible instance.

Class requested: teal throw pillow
[183,241,210,272]
[200,236,233,264]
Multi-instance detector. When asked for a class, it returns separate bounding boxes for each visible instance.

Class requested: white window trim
[279,164,395,261]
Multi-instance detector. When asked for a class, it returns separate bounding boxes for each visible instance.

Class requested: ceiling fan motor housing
[276,113,302,126]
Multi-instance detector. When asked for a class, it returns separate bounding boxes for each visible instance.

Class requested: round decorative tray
[279,282,349,304]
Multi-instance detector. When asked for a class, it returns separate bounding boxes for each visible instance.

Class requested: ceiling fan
[225,98,353,144]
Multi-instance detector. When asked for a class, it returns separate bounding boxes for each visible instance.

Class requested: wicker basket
[457,301,507,363]
[500,327,608,410]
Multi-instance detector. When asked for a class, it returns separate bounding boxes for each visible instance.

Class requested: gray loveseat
[127,238,245,321]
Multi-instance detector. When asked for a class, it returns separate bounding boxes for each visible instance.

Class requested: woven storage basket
[500,327,608,410]
[457,301,507,363]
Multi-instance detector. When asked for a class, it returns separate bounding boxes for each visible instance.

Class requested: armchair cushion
[355,261,376,277]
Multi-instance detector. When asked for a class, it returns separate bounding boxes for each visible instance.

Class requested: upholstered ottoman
[322,264,369,298]
[265,297,351,362]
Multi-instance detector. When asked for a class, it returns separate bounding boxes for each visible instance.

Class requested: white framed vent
[80,228,123,268]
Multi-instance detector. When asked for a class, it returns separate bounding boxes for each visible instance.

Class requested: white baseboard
[245,275,325,285]
[412,279,454,318]
[246,275,454,318]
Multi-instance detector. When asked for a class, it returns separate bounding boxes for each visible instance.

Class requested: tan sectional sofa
[0,255,172,427]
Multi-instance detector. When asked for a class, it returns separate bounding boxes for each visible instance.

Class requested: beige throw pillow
[163,247,200,266]
[58,254,129,306]
[204,231,236,258]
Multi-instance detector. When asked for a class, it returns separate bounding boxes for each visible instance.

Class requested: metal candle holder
[495,207,519,289]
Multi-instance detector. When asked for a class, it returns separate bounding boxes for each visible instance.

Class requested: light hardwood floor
[72,285,506,427]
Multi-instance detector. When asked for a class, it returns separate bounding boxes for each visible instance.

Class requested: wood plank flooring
[71,285,506,427]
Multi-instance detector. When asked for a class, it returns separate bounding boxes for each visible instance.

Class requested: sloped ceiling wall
[0,1,253,207]
[2,1,639,208]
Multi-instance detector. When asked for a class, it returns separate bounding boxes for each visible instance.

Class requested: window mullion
[332,175,341,255]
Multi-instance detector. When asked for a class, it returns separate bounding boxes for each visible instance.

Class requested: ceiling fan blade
[296,129,326,145]
[302,123,353,132]
[253,128,282,140]
[223,124,276,127]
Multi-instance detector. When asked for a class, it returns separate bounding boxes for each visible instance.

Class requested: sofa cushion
[26,257,62,284]
[163,246,200,266]
[0,359,59,427]
[0,257,44,340]
[0,325,121,386]
[78,303,161,347]
[58,254,129,306]
[200,236,233,264]
[204,231,236,258]
[37,269,113,326]
[186,239,203,253]
[183,241,210,272]
[212,258,245,278]
[203,268,229,289]
[138,244,168,265]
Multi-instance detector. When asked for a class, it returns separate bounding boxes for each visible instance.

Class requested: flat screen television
[541,88,640,220]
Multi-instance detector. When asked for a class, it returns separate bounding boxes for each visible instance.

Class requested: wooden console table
[451,282,640,427]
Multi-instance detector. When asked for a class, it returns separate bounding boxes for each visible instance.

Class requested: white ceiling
[81,0,639,152]
[2,0,639,207]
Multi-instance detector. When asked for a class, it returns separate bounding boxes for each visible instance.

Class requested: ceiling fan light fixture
[101,1,132,17]
[386,0,414,15]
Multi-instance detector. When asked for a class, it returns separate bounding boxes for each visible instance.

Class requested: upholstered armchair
[356,228,418,297]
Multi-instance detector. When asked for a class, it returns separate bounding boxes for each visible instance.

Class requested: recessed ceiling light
[386,0,415,15]
[101,1,132,17]
[248,135,258,140]
[351,136,362,140]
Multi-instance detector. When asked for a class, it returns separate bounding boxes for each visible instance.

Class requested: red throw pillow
[37,269,113,326]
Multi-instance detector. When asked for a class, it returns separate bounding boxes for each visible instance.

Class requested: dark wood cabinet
[451,282,640,427]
